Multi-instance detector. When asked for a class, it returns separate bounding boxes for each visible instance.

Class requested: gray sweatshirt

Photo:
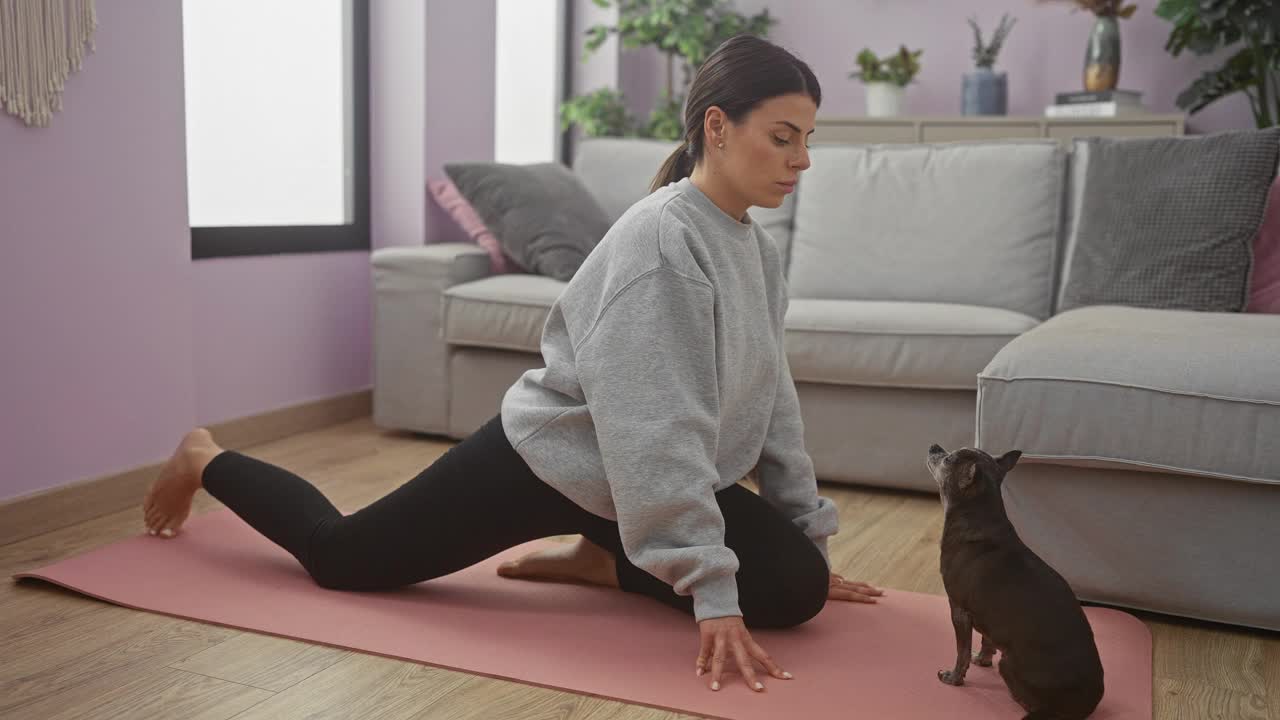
[500,176,838,622]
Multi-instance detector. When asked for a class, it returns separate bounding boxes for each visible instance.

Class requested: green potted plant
[1039,0,1139,91]
[964,14,1017,115]
[850,45,923,117]
[565,0,776,140]
[559,88,634,138]
[1155,0,1280,128]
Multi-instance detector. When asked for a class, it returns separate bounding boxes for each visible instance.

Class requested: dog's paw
[938,670,965,686]
[972,653,994,667]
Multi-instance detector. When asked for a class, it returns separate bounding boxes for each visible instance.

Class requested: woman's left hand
[828,573,884,603]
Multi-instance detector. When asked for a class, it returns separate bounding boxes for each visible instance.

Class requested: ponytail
[649,139,696,193]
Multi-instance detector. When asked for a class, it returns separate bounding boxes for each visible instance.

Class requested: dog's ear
[996,450,1022,474]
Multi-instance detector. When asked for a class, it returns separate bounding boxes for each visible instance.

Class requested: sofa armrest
[371,243,492,434]
[372,243,493,286]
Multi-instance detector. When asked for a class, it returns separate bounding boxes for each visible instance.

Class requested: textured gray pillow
[1060,128,1280,313]
[444,162,611,281]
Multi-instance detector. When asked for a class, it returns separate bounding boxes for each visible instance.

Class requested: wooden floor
[2,417,1278,719]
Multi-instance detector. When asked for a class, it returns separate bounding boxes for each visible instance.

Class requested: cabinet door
[1047,122,1181,141]
[920,122,1041,143]
[813,122,916,145]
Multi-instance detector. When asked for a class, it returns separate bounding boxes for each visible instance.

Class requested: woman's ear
[703,105,727,146]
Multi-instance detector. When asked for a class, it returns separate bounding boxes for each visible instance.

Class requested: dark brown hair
[649,34,822,193]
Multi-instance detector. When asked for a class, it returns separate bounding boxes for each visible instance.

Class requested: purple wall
[0,1,196,502]
[0,2,373,503]
[620,0,1253,134]
[371,0,426,250]
[192,255,371,425]
[422,0,497,246]
[9,1,1243,504]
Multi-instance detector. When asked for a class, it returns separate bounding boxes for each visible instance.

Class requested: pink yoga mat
[15,510,1151,719]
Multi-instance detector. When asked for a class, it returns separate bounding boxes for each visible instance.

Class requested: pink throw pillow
[427,178,520,275]
[1248,175,1280,313]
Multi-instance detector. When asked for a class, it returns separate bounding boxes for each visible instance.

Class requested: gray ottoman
[976,305,1280,630]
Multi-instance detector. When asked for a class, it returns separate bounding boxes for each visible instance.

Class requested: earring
[717,141,725,149]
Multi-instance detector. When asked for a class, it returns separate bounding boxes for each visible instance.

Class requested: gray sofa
[371,136,1280,632]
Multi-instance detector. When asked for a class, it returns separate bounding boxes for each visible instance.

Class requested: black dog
[925,445,1104,720]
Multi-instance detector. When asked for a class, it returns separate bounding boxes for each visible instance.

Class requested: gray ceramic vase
[962,68,1007,116]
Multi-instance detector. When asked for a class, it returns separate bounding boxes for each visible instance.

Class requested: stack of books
[1045,90,1146,117]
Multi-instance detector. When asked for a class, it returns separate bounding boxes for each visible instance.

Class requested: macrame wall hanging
[0,0,97,127]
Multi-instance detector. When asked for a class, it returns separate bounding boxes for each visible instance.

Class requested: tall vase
[1083,15,1120,92]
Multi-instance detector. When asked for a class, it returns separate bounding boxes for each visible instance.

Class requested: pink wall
[619,0,1253,134]
[0,2,372,503]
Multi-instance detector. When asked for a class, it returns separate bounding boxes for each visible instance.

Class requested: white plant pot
[865,82,904,117]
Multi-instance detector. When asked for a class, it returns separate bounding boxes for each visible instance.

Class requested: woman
[142,33,882,695]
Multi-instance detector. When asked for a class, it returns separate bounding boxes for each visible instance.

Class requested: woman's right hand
[696,615,792,692]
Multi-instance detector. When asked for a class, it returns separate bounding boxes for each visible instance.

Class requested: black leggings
[201,413,829,628]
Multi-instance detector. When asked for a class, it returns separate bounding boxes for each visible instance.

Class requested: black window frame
[189,0,370,260]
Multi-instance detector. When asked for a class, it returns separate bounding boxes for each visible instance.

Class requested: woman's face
[712,93,817,210]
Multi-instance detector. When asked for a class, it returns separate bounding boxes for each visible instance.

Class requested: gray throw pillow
[1060,128,1280,313]
[444,162,612,281]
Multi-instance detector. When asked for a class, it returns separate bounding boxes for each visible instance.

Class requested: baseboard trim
[0,389,372,547]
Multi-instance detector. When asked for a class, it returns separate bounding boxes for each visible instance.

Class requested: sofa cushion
[1059,128,1280,313]
[747,192,796,275]
[573,137,680,223]
[1248,173,1280,313]
[789,141,1064,320]
[785,300,1038,390]
[443,275,563,353]
[1055,140,1090,314]
[572,137,796,272]
[427,178,520,275]
[444,162,611,282]
[978,306,1280,484]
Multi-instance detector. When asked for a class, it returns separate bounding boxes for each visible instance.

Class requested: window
[182,0,369,259]
[494,0,568,165]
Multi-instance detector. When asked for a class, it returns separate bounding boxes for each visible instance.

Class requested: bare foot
[497,536,620,589]
[142,428,222,538]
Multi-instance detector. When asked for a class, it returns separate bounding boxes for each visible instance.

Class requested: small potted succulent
[964,14,1017,115]
[850,45,923,117]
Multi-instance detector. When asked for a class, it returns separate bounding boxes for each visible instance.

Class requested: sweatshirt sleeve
[755,301,839,567]
[574,266,742,622]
